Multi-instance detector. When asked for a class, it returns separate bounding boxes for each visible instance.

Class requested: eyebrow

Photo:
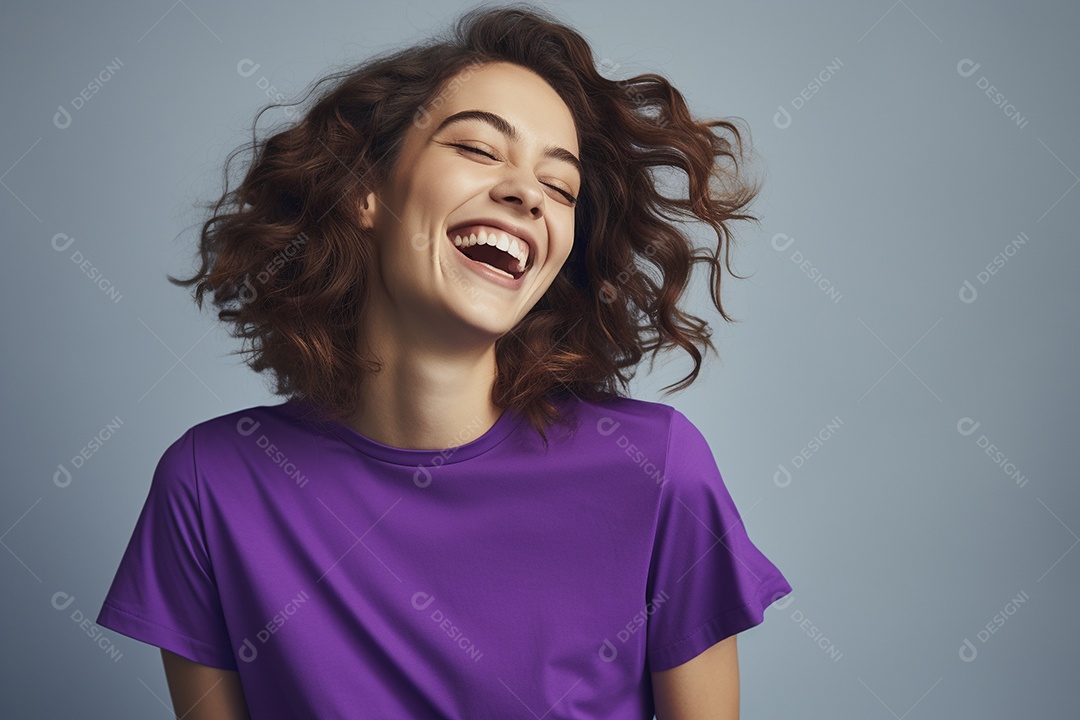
[433,109,582,177]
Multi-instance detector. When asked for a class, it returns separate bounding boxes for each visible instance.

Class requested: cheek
[434,158,494,199]
[419,157,483,197]
[553,223,576,265]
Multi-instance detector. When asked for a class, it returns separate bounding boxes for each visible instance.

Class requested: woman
[95,4,792,718]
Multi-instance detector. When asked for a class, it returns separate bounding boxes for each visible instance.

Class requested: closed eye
[450,143,577,205]
[451,142,498,161]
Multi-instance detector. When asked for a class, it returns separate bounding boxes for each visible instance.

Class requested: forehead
[426,62,579,153]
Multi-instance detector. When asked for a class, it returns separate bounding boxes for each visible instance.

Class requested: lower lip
[446,234,528,290]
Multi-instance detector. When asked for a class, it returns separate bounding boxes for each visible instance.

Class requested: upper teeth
[451,227,528,274]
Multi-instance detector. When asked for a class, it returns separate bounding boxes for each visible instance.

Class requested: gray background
[3,0,1077,717]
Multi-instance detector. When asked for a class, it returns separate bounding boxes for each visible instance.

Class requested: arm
[651,634,740,720]
[160,649,251,720]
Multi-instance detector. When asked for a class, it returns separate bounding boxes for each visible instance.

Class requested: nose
[490,170,544,219]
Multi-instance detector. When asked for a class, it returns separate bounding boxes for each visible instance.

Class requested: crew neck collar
[280,397,527,466]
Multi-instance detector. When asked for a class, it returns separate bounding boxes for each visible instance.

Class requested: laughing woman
[95,4,792,719]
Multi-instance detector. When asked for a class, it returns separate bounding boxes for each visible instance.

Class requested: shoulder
[556,393,711,484]
[188,398,301,436]
[648,406,737,517]
[562,392,678,429]
[156,399,306,475]
[580,397,725,500]
[559,393,679,446]
[572,393,713,454]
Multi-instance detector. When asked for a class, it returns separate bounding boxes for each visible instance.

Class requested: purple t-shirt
[96,392,791,719]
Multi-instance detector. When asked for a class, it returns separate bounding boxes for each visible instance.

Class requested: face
[358,61,581,342]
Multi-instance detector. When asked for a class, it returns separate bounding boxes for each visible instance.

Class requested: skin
[160,60,741,718]
[348,61,581,451]
[160,649,249,719]
[651,634,741,720]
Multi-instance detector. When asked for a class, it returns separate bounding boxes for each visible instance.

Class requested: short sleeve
[94,427,238,670]
[645,409,793,672]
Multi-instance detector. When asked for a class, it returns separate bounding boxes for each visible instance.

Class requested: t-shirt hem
[96,601,239,671]
[647,574,793,672]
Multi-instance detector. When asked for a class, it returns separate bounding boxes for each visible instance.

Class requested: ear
[358,190,378,230]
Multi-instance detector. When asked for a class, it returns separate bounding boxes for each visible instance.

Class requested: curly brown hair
[169,2,762,446]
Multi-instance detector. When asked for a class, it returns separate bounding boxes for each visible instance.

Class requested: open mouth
[447,227,529,280]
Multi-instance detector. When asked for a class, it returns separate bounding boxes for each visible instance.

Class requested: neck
[346,298,506,452]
